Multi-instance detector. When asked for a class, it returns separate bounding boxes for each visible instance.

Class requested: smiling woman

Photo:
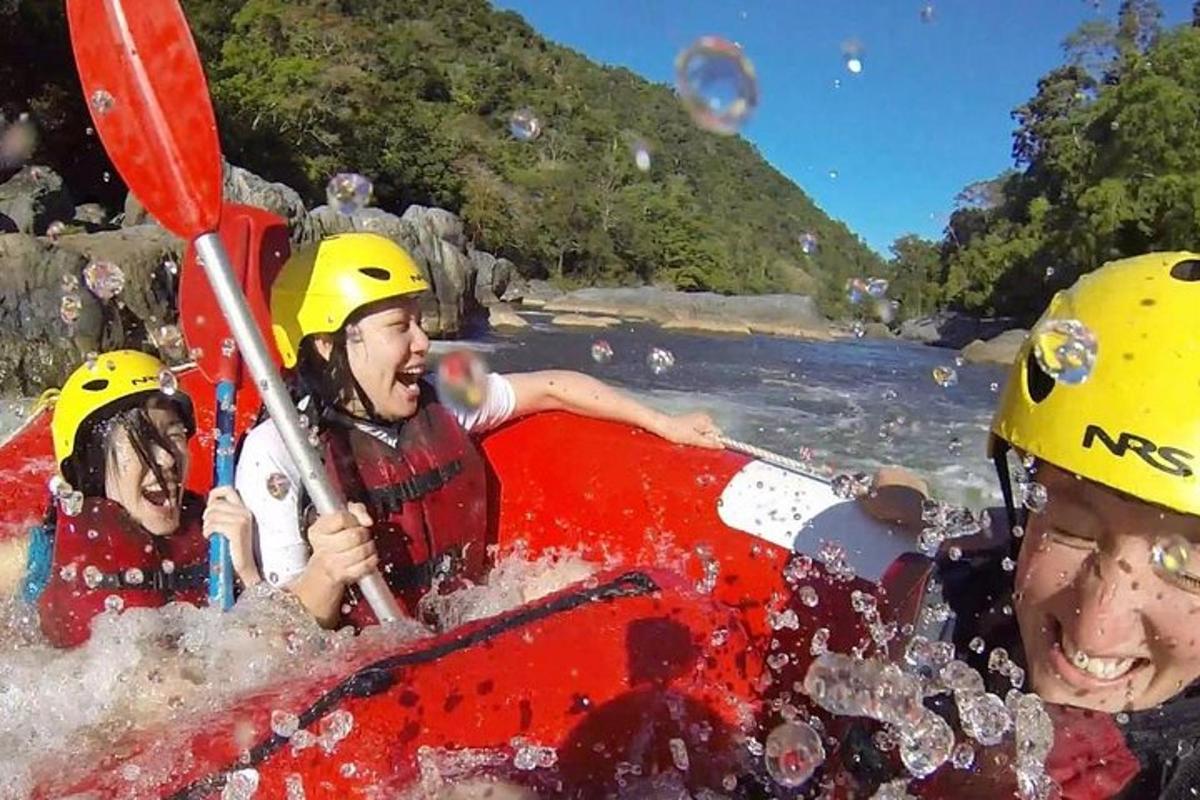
[236,232,727,630]
[18,351,261,648]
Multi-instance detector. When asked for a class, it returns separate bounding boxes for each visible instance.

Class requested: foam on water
[0,549,598,799]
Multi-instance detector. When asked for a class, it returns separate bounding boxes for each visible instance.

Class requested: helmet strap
[991,438,1019,534]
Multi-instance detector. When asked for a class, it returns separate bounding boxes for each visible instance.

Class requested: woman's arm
[504,370,723,449]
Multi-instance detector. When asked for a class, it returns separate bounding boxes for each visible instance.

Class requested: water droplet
[158,369,178,396]
[508,107,542,142]
[590,339,614,364]
[82,564,103,589]
[798,585,819,608]
[846,277,868,304]
[83,261,125,301]
[646,347,676,376]
[511,737,557,770]
[221,338,236,358]
[799,232,819,255]
[852,321,866,338]
[89,89,115,115]
[841,39,866,75]
[763,721,825,787]
[969,636,986,654]
[325,173,373,215]
[845,57,864,74]
[1021,482,1048,513]
[59,294,81,324]
[154,324,188,361]
[920,3,936,23]
[1001,556,1016,572]
[674,36,758,135]
[103,594,124,613]
[123,567,144,586]
[1032,319,1098,385]
[271,710,301,738]
[866,278,889,298]
[960,692,1012,746]
[189,346,203,361]
[990,381,1000,392]
[831,472,872,500]
[58,563,77,582]
[221,769,260,800]
[1151,535,1193,582]
[46,220,66,241]
[163,258,178,276]
[828,169,840,180]
[931,366,958,388]
[161,559,175,575]
[266,472,292,501]
[60,490,83,517]
[899,709,953,778]
[630,139,652,172]
[951,742,974,769]
[669,737,690,771]
[437,350,488,411]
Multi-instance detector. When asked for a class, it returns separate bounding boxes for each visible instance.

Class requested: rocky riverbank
[0,159,1025,392]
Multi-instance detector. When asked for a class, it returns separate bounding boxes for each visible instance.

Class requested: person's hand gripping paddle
[66,0,403,622]
[179,203,288,609]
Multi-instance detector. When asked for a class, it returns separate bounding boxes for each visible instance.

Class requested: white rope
[717,436,827,482]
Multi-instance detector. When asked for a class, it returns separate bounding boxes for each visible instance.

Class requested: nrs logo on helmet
[1083,424,1195,478]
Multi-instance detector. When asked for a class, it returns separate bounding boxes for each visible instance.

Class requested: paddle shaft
[193,233,402,622]
[207,380,236,610]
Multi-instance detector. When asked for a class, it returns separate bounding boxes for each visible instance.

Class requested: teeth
[1061,631,1135,680]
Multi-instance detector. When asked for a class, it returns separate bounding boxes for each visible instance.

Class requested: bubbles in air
[799,232,819,255]
[674,36,759,135]
[83,261,125,301]
[508,107,542,142]
[763,721,825,787]
[841,39,866,75]
[326,173,373,216]
[931,366,958,388]
[630,139,652,172]
[646,347,676,375]
[1021,481,1048,513]
[157,369,179,397]
[590,339,614,364]
[1032,318,1098,385]
[89,89,115,116]
[266,472,292,501]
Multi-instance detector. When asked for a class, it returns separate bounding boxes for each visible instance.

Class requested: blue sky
[491,0,1193,255]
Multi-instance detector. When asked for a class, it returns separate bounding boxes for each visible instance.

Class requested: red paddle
[66,0,402,622]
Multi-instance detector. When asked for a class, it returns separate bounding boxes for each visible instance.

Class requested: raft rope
[717,436,828,483]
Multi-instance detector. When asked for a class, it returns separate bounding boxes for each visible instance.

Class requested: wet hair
[62,394,193,499]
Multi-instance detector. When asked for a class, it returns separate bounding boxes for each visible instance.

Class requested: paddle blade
[67,0,221,238]
[180,203,289,385]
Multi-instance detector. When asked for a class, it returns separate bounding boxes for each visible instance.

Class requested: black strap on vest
[93,562,207,596]
[363,460,464,514]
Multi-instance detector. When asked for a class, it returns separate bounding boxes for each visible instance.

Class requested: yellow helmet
[270,232,429,368]
[990,252,1200,516]
[51,350,191,470]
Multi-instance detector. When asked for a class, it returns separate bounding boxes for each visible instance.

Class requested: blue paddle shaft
[208,379,236,610]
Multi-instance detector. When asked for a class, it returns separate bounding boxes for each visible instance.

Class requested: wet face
[103,401,190,536]
[1015,462,1200,712]
[319,295,429,422]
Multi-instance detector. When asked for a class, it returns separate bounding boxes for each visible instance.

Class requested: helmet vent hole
[1170,260,1200,282]
[358,267,390,281]
[82,379,109,392]
[1025,351,1054,403]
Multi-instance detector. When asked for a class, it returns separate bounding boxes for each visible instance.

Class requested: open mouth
[140,482,179,509]
[395,365,425,387]
[1051,618,1149,684]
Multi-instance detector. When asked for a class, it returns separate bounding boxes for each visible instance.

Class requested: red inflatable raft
[1,367,909,799]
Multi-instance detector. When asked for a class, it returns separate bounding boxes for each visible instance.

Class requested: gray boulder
[899,310,1019,349]
[0,166,74,235]
[960,329,1029,365]
[222,161,311,242]
[401,205,465,249]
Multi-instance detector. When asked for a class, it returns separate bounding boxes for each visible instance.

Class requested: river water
[460,315,1006,508]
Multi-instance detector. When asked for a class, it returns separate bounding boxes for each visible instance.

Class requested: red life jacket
[37,496,208,649]
[319,389,489,628]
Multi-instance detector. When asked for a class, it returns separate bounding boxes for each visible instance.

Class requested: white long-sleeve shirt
[234,373,516,587]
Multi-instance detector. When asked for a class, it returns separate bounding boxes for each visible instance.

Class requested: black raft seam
[165,570,660,800]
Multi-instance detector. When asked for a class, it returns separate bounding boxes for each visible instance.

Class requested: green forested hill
[0,0,884,306]
[885,0,1200,323]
